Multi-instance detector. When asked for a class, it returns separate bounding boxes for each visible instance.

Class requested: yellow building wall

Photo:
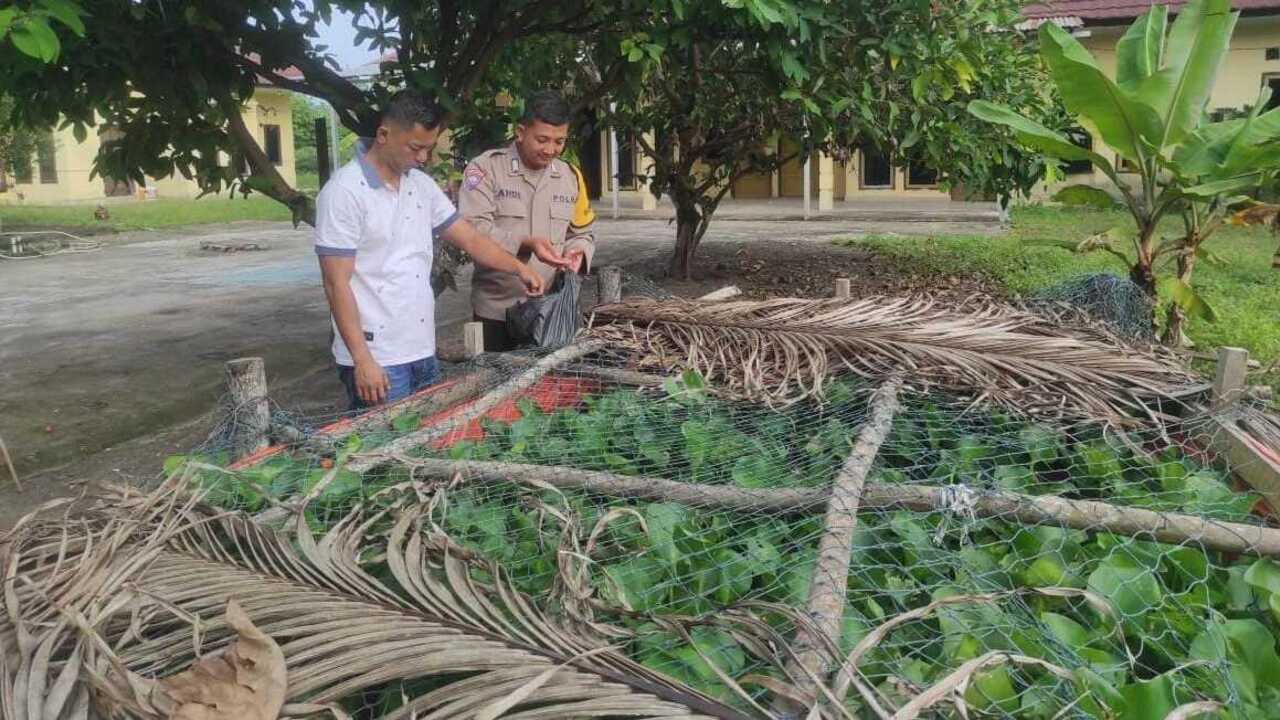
[1,88,297,205]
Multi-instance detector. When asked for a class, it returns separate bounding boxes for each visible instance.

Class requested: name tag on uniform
[497,189,522,200]
[552,194,576,204]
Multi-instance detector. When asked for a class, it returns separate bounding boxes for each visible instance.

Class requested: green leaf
[1117,673,1178,720]
[1245,558,1280,595]
[911,74,928,103]
[1042,612,1091,648]
[1087,562,1161,618]
[1115,5,1168,88]
[603,556,666,612]
[711,548,753,605]
[1134,0,1237,147]
[38,0,86,36]
[964,667,1019,715]
[644,502,688,567]
[162,455,189,475]
[10,19,60,62]
[1158,277,1217,322]
[1039,22,1164,162]
[1191,618,1280,702]
[390,412,421,432]
[688,627,746,678]
[731,453,778,488]
[1052,184,1117,209]
[1180,173,1264,199]
[968,100,1117,178]
[0,8,17,34]
[680,368,706,391]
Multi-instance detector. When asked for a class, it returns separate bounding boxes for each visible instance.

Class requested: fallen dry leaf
[157,598,287,720]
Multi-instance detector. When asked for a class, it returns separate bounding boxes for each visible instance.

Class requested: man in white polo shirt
[315,90,569,408]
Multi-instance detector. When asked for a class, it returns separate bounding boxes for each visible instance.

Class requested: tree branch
[343,456,1280,558]
[218,96,315,227]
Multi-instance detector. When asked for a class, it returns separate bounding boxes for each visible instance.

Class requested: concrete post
[817,152,835,211]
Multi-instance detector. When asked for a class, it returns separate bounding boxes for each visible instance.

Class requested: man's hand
[518,265,545,296]
[522,236,572,269]
[354,359,390,405]
[564,248,586,273]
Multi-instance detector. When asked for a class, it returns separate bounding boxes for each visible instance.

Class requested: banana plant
[969,0,1280,345]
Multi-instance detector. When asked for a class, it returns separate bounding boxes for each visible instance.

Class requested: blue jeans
[338,356,440,410]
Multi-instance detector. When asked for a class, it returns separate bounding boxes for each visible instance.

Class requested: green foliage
[186,376,1280,715]
[0,0,85,63]
[290,95,327,177]
[969,0,1280,344]
[598,0,837,278]
[0,196,293,231]
[829,0,1069,207]
[1052,184,1118,210]
[843,205,1280,394]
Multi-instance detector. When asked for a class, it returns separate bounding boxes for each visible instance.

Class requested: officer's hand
[523,236,572,269]
[518,266,545,296]
[354,359,390,405]
[565,248,585,273]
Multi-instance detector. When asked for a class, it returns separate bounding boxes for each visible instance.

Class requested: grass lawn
[844,205,1280,386]
[0,195,293,232]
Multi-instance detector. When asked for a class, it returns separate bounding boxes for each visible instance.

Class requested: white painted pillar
[609,103,620,219]
[803,152,812,220]
[817,152,834,212]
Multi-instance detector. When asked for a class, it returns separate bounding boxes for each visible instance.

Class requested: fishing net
[9,292,1280,720]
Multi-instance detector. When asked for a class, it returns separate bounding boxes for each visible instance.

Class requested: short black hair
[380,90,444,130]
[519,90,571,127]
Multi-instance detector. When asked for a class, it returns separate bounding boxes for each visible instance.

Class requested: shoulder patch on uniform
[464,165,485,190]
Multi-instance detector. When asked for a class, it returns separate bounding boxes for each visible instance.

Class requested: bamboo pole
[0,432,20,491]
[370,456,1280,558]
[778,378,901,715]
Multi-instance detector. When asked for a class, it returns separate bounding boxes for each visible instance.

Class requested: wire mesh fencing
[156,339,1280,720]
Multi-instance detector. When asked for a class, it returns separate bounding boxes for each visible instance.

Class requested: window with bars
[263,124,283,166]
[859,147,892,188]
[37,133,58,184]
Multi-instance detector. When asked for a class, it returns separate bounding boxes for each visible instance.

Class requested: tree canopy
[1,0,1061,279]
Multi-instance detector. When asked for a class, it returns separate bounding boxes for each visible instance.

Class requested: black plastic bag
[505,270,582,348]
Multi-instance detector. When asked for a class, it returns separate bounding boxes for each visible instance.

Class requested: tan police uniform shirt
[458,143,596,321]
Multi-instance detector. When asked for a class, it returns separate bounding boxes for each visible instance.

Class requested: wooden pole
[0,432,20,491]
[598,266,623,305]
[1212,347,1249,404]
[699,286,742,302]
[367,456,1280,558]
[834,278,851,300]
[225,357,270,458]
[464,321,485,358]
[780,378,901,712]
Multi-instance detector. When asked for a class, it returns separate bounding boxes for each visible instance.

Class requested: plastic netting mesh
[1030,274,1156,343]
[179,341,1280,720]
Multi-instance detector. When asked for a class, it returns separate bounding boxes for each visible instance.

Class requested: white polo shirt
[314,141,460,366]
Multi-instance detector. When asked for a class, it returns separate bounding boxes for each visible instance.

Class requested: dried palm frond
[589,295,1199,424]
[0,479,758,720]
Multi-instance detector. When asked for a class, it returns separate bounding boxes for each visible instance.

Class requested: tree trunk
[1161,246,1199,347]
[1129,224,1158,296]
[669,200,702,280]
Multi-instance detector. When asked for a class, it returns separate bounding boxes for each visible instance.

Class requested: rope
[0,231,103,260]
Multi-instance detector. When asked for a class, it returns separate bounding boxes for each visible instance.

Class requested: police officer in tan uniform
[459,90,596,350]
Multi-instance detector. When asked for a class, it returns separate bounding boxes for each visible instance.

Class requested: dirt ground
[0,214,1001,529]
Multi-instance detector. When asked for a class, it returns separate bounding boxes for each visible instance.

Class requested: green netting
[173,341,1280,720]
